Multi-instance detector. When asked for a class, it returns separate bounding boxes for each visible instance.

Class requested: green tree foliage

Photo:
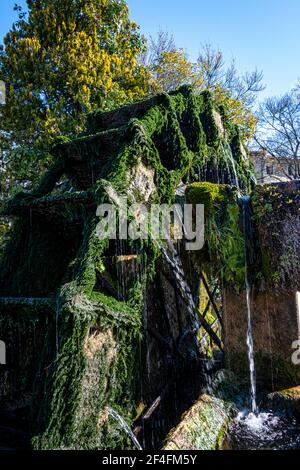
[145,33,264,141]
[150,49,203,94]
[143,30,202,94]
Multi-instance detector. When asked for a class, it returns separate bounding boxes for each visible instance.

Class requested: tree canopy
[145,34,264,141]
[0,0,150,190]
[0,10,265,194]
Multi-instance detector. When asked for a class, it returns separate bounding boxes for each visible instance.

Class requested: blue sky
[1,0,300,101]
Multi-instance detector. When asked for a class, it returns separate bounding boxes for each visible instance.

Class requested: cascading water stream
[161,245,200,331]
[245,280,258,414]
[229,153,240,192]
[223,141,240,192]
[225,196,300,450]
[241,196,258,415]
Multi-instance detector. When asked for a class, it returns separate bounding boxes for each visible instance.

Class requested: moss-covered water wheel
[0,86,261,450]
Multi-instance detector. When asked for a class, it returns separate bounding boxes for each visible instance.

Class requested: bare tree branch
[255,90,300,180]
[141,29,177,66]
[197,43,265,107]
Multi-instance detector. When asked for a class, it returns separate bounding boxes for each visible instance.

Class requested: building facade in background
[250,150,298,184]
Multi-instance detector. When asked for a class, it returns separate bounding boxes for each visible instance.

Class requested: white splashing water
[228,410,300,450]
[241,196,258,414]
[237,410,277,432]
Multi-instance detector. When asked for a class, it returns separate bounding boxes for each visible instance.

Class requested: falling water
[106,406,143,450]
[161,245,200,331]
[230,154,240,191]
[241,196,258,415]
[245,281,258,414]
[224,158,232,185]
[223,141,240,191]
[225,198,300,450]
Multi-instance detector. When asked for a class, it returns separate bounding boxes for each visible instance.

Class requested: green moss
[267,387,300,419]
[252,184,300,290]
[186,182,245,288]
[0,87,256,450]
[186,182,227,214]
[33,279,142,450]
[163,394,236,450]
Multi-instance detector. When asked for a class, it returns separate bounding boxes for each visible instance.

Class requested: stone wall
[223,181,300,390]
[223,289,300,390]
